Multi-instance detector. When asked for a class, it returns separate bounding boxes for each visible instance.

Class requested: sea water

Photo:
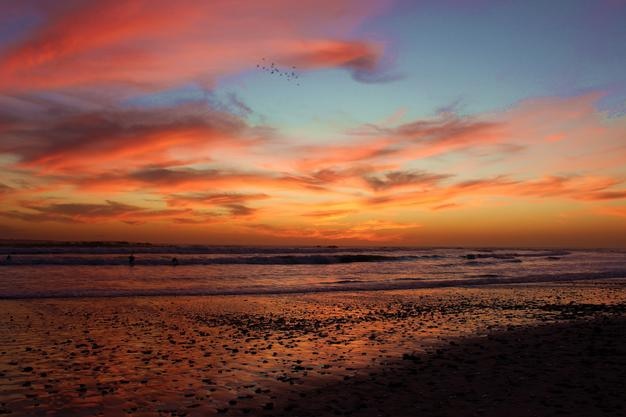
[0,245,625,298]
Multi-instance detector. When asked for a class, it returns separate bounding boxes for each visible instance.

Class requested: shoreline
[2,273,626,300]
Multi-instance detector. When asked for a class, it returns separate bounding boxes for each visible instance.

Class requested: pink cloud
[0,0,390,91]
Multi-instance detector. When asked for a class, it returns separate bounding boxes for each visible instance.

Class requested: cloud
[223,204,256,217]
[129,167,232,186]
[596,206,626,217]
[303,209,354,218]
[0,99,264,173]
[1,83,625,244]
[580,191,626,200]
[248,219,419,242]
[294,93,626,178]
[282,39,400,83]
[0,0,389,91]
[71,164,392,194]
[351,70,404,84]
[0,183,12,194]
[166,192,268,206]
[363,174,626,210]
[0,183,15,204]
[0,200,191,224]
[296,115,504,170]
[364,170,451,191]
[513,176,625,200]
[73,167,326,193]
[430,203,461,211]
[165,192,269,217]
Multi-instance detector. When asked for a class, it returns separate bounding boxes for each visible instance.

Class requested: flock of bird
[256,58,301,85]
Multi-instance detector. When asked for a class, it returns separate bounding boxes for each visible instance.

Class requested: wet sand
[1,279,625,416]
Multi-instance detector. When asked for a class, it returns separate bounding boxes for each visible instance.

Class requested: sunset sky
[0,0,625,247]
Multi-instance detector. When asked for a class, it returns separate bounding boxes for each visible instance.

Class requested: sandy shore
[1,279,625,416]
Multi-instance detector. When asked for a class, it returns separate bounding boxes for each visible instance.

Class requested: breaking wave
[0,254,423,266]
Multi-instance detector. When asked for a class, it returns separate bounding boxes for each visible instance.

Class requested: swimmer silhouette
[171,257,179,266]
[128,254,135,266]
[5,254,12,263]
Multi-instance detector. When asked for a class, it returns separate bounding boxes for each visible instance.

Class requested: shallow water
[0,245,625,298]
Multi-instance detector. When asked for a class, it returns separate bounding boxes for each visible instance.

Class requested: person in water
[171,257,179,266]
[5,254,12,263]
[128,254,135,266]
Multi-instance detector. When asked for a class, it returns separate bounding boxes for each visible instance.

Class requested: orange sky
[0,0,625,247]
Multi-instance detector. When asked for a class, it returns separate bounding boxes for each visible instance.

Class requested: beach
[2,1,626,415]
[1,279,625,417]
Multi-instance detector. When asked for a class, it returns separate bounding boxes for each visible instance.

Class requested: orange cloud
[165,192,269,218]
[596,206,626,217]
[0,101,264,174]
[67,167,344,195]
[303,209,354,219]
[364,170,452,191]
[249,220,419,242]
[293,93,626,178]
[363,175,626,211]
[166,192,269,207]
[1,87,625,246]
[0,183,14,202]
[295,116,505,170]
[430,202,461,211]
[0,200,191,225]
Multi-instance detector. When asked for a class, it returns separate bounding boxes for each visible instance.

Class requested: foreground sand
[1,280,625,416]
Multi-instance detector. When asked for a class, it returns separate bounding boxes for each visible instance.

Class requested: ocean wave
[0,244,426,255]
[0,253,422,266]
[462,250,570,259]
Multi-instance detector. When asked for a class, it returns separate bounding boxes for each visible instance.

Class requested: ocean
[1,245,625,298]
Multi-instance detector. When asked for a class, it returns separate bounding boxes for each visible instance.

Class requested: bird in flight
[256,58,301,85]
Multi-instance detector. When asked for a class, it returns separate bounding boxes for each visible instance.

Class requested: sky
[0,0,625,248]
